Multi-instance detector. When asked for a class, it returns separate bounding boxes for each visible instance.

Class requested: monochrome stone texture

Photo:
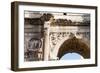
[24,11,90,61]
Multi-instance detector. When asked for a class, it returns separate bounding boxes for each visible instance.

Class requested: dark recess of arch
[57,37,90,59]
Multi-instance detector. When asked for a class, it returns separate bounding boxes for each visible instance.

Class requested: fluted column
[43,22,50,61]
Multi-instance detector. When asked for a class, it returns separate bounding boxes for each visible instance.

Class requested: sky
[60,53,83,60]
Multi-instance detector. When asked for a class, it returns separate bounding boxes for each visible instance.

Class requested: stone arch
[51,36,69,58]
[57,36,90,59]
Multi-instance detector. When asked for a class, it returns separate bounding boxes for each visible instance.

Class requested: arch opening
[57,37,90,60]
[60,53,83,60]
